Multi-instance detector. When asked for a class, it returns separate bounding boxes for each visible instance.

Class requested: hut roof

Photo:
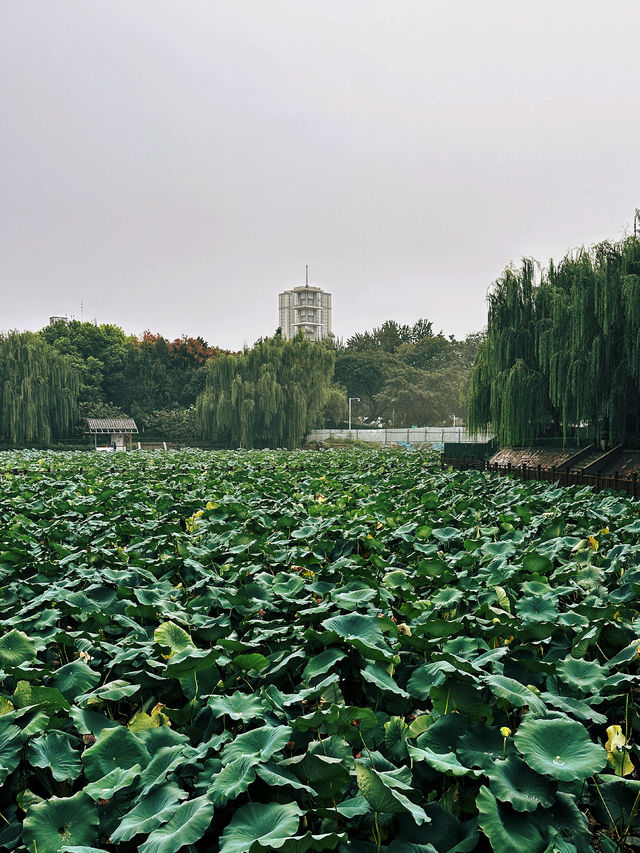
[87,418,138,434]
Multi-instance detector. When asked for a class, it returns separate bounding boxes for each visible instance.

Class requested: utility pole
[348,397,360,433]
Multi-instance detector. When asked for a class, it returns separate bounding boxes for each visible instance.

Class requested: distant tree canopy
[197,334,335,447]
[468,236,640,445]
[40,321,225,429]
[334,319,481,426]
[0,332,79,443]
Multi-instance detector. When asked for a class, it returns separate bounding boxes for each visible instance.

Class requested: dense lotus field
[1,450,640,853]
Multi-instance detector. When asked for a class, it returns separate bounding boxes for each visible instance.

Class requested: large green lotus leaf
[302,648,347,682]
[514,716,606,781]
[406,662,456,699]
[431,527,460,544]
[273,574,306,598]
[321,613,393,661]
[589,775,640,828]
[457,723,514,769]
[403,806,477,853]
[355,765,429,824]
[219,801,303,853]
[52,661,100,701]
[255,761,317,794]
[221,725,292,766]
[82,725,149,782]
[282,752,350,800]
[0,716,22,784]
[416,713,469,754]
[138,795,214,853]
[154,621,192,653]
[165,646,219,678]
[83,764,142,800]
[208,691,268,721]
[137,744,195,797]
[542,792,590,847]
[0,629,36,669]
[331,581,378,610]
[384,716,409,762]
[556,656,607,694]
[476,786,546,853]
[232,653,270,672]
[430,587,464,609]
[540,692,607,725]
[334,793,372,818]
[28,731,82,782]
[109,783,187,843]
[13,680,70,711]
[22,792,99,853]
[77,679,139,705]
[522,552,554,574]
[516,595,558,624]
[486,756,555,811]
[207,757,256,807]
[430,679,493,721]
[362,664,409,698]
[483,674,546,713]
[407,743,475,777]
[69,707,119,736]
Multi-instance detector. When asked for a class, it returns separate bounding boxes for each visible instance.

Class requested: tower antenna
[306,264,309,287]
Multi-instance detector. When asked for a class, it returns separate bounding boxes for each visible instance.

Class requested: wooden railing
[441,455,640,500]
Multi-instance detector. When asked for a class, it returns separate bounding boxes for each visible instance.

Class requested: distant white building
[278,276,332,342]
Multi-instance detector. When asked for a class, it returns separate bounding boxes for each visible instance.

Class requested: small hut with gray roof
[87,418,138,451]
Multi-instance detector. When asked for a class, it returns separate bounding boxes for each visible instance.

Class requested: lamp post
[348,397,360,433]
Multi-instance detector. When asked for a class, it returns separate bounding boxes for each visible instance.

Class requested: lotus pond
[1,448,640,853]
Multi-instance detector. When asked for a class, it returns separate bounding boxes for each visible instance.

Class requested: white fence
[306,427,493,445]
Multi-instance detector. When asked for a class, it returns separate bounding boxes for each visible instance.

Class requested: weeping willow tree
[197,334,335,448]
[469,236,640,445]
[0,332,80,444]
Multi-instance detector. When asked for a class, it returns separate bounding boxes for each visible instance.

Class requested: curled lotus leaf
[138,795,214,853]
[219,801,303,853]
[486,755,556,811]
[476,786,547,853]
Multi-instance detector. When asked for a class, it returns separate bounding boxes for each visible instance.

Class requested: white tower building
[278,268,332,341]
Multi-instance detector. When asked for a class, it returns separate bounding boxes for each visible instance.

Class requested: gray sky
[2,1,639,349]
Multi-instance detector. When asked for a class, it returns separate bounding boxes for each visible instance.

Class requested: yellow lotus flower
[605,724,634,776]
[500,726,512,738]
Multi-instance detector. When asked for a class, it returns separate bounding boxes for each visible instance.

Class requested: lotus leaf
[219,801,304,853]
[109,783,188,843]
[138,795,214,853]
[0,629,36,669]
[22,792,99,853]
[556,656,608,694]
[82,725,149,782]
[28,731,82,782]
[356,764,429,824]
[486,755,555,811]
[208,691,269,720]
[221,724,292,765]
[514,716,607,781]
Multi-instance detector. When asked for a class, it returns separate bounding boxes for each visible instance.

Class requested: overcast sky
[2,1,639,349]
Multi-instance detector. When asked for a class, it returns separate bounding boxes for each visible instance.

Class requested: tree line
[468,235,640,446]
[0,317,480,447]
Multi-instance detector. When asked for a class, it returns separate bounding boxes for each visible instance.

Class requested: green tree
[197,334,335,448]
[468,236,640,445]
[0,332,79,444]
